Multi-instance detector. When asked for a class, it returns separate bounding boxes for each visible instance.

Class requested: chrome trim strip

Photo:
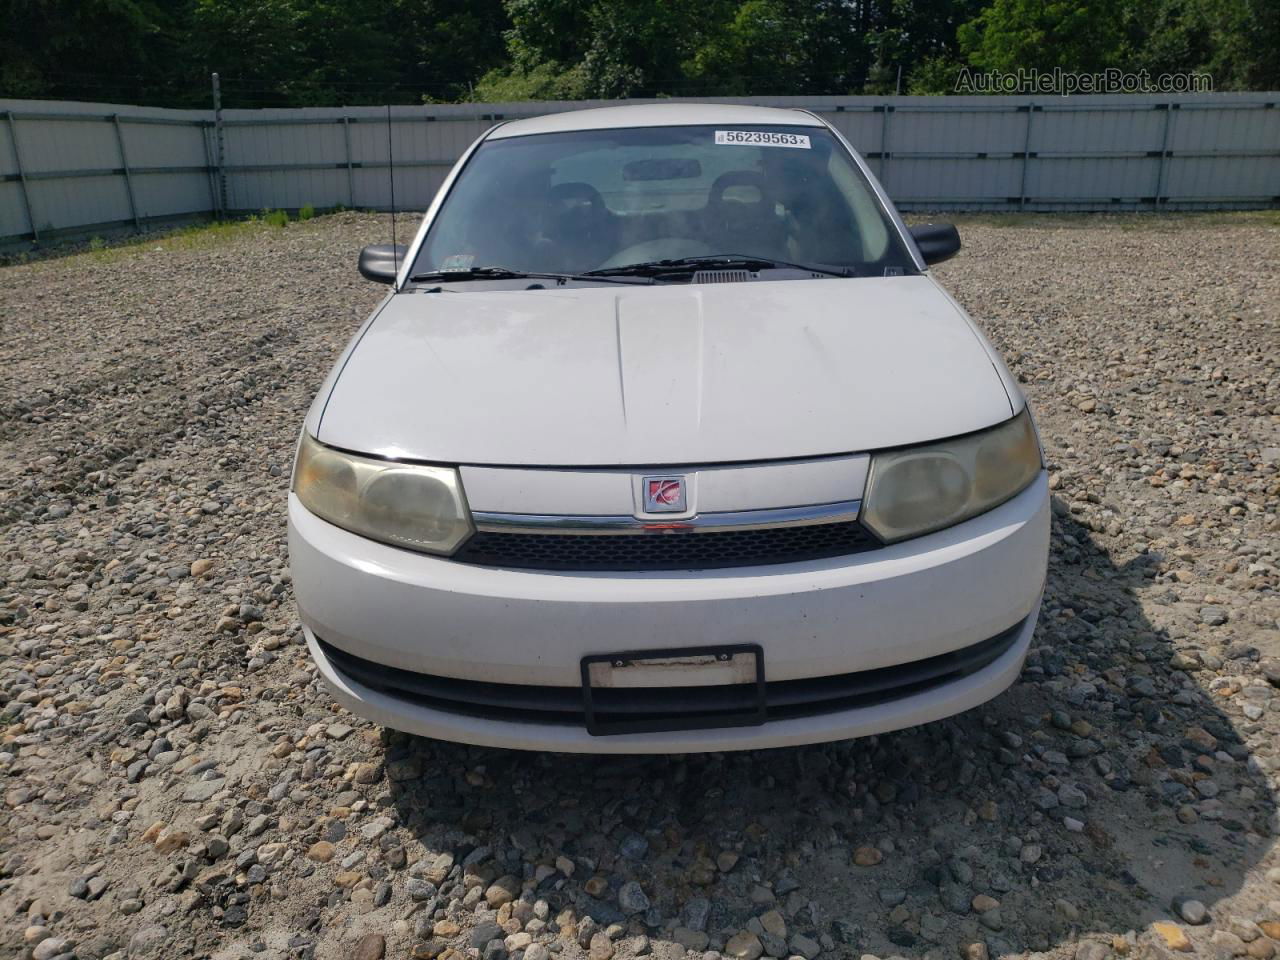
[472,500,862,536]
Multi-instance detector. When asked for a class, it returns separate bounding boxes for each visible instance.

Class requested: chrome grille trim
[471,499,862,536]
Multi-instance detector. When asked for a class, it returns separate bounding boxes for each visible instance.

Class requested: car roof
[487,102,823,140]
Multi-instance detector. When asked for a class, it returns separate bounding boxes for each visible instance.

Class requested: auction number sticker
[715,130,810,148]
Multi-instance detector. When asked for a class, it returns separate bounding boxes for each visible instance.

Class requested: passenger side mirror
[358,243,408,284]
[908,223,961,266]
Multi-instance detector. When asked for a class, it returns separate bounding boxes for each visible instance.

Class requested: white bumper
[289,473,1049,753]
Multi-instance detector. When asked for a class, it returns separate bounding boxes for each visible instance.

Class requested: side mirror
[908,223,961,266]
[358,243,408,284]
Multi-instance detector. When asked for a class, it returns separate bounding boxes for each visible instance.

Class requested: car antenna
[386,101,399,291]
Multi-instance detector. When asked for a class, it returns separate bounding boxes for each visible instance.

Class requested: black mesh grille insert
[452,521,881,571]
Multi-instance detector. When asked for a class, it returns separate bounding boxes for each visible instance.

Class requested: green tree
[0,0,192,103]
[957,0,1127,72]
[684,0,811,95]
[1125,0,1279,90]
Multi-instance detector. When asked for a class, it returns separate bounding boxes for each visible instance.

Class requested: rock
[407,879,438,901]
[674,928,710,951]
[354,934,386,960]
[853,847,882,867]
[470,922,504,949]
[485,875,520,907]
[413,940,447,960]
[154,829,191,854]
[127,926,168,957]
[1055,899,1080,922]
[789,933,820,959]
[1210,931,1248,956]
[24,926,50,947]
[588,933,614,960]
[725,932,764,960]
[1200,606,1229,626]
[619,881,650,914]
[307,841,336,863]
[1176,899,1209,925]
[1230,919,1262,943]
[190,558,216,576]
[1152,923,1193,952]
[1058,783,1088,808]
[759,911,786,938]
[33,938,71,960]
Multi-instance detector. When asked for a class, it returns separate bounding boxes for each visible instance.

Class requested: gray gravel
[1,211,1278,960]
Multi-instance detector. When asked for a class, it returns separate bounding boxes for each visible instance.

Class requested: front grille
[316,617,1026,733]
[452,520,881,571]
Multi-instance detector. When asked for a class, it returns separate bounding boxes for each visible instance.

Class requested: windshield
[410,124,918,281]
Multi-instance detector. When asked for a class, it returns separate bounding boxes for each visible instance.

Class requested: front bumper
[289,472,1049,753]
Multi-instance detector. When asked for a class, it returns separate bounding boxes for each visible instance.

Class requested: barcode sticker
[715,130,811,149]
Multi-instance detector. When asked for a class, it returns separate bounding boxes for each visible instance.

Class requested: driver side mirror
[908,223,961,266]
[358,243,407,284]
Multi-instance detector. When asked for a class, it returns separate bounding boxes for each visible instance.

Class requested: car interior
[417,129,905,277]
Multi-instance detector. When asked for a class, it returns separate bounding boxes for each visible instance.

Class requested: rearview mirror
[358,243,408,284]
[908,223,961,266]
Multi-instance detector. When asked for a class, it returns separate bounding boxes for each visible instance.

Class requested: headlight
[861,407,1042,543]
[292,434,472,555]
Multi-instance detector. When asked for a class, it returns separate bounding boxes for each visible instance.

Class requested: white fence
[2,92,1277,243]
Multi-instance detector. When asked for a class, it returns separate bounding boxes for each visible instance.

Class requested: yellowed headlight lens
[292,434,472,555]
[862,407,1041,543]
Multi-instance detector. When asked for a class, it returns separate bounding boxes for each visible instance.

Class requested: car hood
[316,277,1016,466]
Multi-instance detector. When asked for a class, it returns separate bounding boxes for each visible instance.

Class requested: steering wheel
[595,238,714,270]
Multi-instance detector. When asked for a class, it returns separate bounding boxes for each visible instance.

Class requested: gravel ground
[2,211,1279,960]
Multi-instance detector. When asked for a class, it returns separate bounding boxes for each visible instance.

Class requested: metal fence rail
[2,92,1277,244]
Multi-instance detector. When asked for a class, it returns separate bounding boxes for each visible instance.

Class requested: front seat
[535,182,613,271]
[705,171,787,258]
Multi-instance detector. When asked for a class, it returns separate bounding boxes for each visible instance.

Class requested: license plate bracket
[580,644,766,736]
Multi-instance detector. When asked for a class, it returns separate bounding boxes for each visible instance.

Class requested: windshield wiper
[582,255,855,280]
[408,266,651,285]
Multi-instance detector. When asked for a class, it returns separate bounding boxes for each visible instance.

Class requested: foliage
[957,0,1127,72]
[0,0,1273,103]
[262,209,290,227]
[298,205,316,220]
[1124,0,1278,89]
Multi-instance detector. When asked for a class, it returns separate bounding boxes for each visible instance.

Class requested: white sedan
[288,103,1049,753]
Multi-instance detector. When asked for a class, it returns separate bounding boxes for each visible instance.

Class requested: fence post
[1018,103,1036,210]
[878,104,893,187]
[111,114,141,231]
[1154,102,1175,208]
[343,116,355,208]
[5,111,39,242]
[201,121,219,214]
[211,72,228,216]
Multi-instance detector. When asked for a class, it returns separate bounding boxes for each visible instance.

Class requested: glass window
[412,124,917,280]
